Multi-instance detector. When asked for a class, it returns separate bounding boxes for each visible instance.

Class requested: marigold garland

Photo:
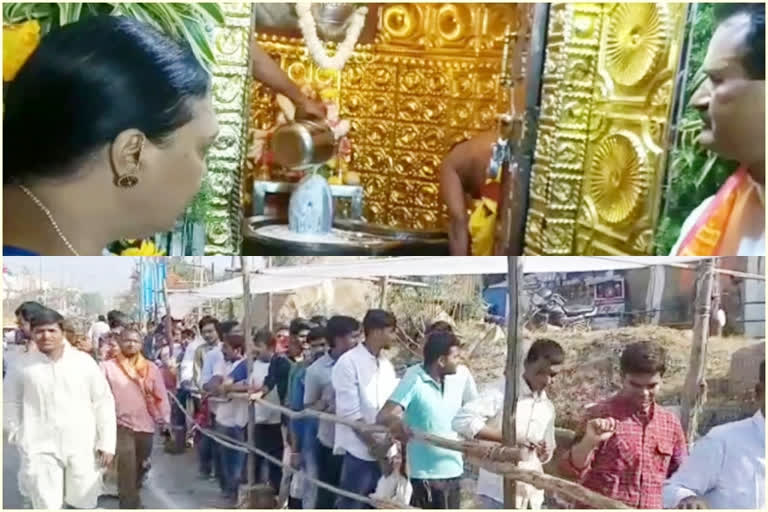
[3,20,41,82]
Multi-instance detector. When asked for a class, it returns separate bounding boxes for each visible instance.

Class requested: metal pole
[503,256,524,507]
[681,258,715,443]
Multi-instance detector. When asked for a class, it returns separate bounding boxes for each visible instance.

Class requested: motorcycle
[523,287,597,332]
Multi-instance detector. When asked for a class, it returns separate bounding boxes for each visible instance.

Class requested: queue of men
[4,300,766,510]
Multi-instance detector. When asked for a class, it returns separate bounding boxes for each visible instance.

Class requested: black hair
[525,338,565,365]
[198,315,222,338]
[714,3,765,79]
[325,316,361,347]
[425,321,454,335]
[307,326,327,343]
[182,328,195,337]
[620,341,667,376]
[98,315,106,322]
[4,15,210,184]
[29,307,65,330]
[289,318,313,336]
[224,333,245,352]
[219,320,239,337]
[254,328,273,347]
[310,315,328,328]
[15,301,46,321]
[760,360,765,385]
[107,310,121,323]
[362,309,396,336]
[108,312,133,330]
[423,331,460,367]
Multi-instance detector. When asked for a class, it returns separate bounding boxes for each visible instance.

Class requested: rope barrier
[167,391,415,510]
[188,388,628,509]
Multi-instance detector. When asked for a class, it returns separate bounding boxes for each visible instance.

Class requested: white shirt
[670,195,766,256]
[87,321,110,345]
[663,411,765,509]
[179,337,204,385]
[212,357,249,428]
[331,343,398,461]
[371,472,413,505]
[452,376,556,508]
[251,359,281,424]
[201,345,224,414]
[3,342,117,458]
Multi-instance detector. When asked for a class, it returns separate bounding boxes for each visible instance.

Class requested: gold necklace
[18,185,80,256]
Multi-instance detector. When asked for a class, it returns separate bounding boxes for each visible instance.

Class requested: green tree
[656,4,738,254]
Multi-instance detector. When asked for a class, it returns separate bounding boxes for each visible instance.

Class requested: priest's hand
[295,97,326,120]
[97,450,114,467]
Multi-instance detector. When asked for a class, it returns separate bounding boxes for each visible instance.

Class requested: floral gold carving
[206,3,252,253]
[605,3,669,87]
[525,2,686,255]
[588,132,647,224]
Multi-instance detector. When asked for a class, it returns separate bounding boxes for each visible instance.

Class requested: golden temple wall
[524,3,687,255]
[248,3,520,229]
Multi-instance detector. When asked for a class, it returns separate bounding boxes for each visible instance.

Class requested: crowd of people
[4,300,765,510]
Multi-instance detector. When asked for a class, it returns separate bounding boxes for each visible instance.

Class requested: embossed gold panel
[207,3,252,254]
[524,3,686,255]
[248,3,520,229]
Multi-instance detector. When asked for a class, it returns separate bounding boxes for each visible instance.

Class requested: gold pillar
[248,3,520,229]
[206,3,252,254]
[524,3,687,255]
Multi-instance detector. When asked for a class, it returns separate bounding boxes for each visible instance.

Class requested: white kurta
[452,377,556,509]
[4,343,117,509]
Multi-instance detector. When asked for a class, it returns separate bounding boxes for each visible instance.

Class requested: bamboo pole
[240,256,257,488]
[379,276,390,309]
[266,256,273,331]
[681,258,716,442]
[503,256,525,507]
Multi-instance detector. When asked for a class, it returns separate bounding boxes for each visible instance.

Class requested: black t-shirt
[263,354,295,405]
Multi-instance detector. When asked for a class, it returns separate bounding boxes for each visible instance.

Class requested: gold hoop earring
[116,138,145,188]
[116,174,139,188]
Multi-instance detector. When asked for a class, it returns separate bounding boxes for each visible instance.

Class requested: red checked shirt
[560,394,688,508]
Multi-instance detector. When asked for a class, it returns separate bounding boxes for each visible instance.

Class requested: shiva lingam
[310,3,358,42]
[245,118,448,255]
[270,119,337,234]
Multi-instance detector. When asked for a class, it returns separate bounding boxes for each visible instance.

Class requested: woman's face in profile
[130,93,219,234]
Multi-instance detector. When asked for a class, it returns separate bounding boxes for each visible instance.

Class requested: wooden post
[503,256,525,507]
[379,276,390,309]
[681,258,716,442]
[267,256,273,331]
[240,256,257,490]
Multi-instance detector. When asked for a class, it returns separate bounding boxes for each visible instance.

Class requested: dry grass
[463,325,754,431]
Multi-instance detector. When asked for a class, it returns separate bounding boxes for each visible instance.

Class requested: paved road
[3,432,224,509]
[3,346,223,509]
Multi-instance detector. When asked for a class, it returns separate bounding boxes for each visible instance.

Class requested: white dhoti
[19,451,103,509]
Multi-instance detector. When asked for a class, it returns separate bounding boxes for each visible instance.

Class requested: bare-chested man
[439,131,503,256]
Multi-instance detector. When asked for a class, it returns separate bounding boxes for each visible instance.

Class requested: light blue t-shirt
[389,364,478,479]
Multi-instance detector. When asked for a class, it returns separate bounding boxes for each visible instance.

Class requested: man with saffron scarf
[671,3,765,256]
[101,327,170,509]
